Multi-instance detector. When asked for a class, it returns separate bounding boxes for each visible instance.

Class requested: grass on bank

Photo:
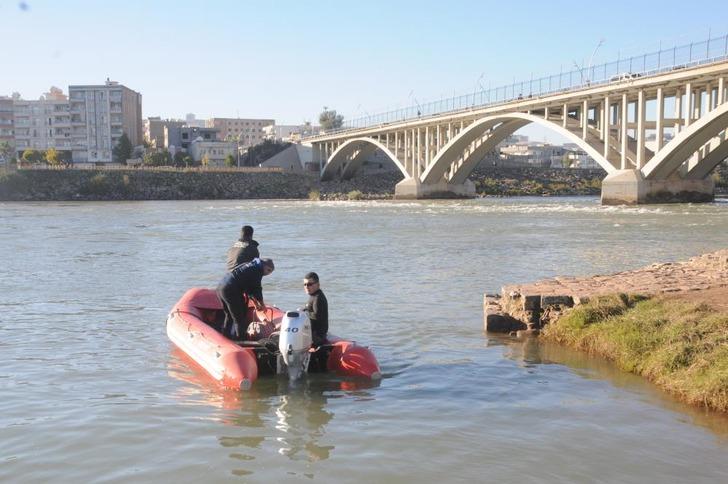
[540,294,728,412]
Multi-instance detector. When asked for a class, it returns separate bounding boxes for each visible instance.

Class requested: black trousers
[216,282,249,340]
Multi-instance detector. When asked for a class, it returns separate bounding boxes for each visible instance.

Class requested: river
[1,197,727,483]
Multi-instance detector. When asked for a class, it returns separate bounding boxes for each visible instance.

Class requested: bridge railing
[314,33,728,137]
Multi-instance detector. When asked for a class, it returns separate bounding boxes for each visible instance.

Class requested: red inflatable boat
[166,288,381,390]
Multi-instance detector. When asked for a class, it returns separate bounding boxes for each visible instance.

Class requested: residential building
[68,80,142,163]
[500,141,565,167]
[0,97,14,158]
[12,87,72,157]
[263,123,320,143]
[144,117,185,149]
[206,117,274,147]
[188,138,235,166]
[165,126,219,152]
[562,143,599,168]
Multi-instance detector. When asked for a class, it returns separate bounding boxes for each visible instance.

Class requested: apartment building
[68,80,142,163]
[188,139,235,165]
[12,87,72,156]
[0,97,13,157]
[144,117,185,149]
[206,117,274,147]
[500,141,566,167]
[165,126,219,152]
[263,123,320,143]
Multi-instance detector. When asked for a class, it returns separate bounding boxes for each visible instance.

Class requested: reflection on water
[493,334,728,438]
[167,348,382,477]
[274,388,334,461]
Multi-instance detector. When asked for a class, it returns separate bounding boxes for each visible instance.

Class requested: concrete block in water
[484,313,527,333]
[541,295,574,307]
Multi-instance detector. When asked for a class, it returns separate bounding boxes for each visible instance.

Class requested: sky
[1,0,727,142]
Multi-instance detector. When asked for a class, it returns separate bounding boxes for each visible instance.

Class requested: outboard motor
[278,310,312,380]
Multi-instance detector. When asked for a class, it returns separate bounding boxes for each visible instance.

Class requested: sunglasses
[303,281,318,287]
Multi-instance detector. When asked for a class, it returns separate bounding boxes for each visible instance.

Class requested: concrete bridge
[306,35,728,204]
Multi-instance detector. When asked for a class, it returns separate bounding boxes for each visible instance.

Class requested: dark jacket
[220,258,265,302]
[226,239,260,271]
[305,289,328,344]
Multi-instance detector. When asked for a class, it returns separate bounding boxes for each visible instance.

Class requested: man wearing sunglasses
[303,272,328,346]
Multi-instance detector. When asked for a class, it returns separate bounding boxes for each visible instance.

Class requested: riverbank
[484,249,728,412]
[0,165,609,201]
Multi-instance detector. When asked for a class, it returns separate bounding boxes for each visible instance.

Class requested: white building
[188,138,236,166]
[562,143,600,168]
[12,87,72,156]
[500,141,565,167]
[263,123,320,143]
[185,113,207,128]
[68,80,142,163]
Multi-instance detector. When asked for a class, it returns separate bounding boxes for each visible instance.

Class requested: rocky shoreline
[484,249,728,335]
[483,249,728,412]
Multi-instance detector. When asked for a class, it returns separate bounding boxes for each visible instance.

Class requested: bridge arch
[422,113,617,185]
[320,137,408,182]
[642,102,728,180]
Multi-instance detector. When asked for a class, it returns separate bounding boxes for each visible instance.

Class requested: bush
[80,173,109,195]
[0,169,29,196]
[346,190,363,200]
[308,189,320,201]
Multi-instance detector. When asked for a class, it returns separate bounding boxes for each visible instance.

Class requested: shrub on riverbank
[541,294,728,412]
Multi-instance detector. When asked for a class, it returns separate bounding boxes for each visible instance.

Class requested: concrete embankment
[484,249,728,411]
[0,169,398,201]
[2,165,723,201]
[0,166,607,201]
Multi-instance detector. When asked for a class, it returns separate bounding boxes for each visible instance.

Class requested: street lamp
[473,72,485,106]
[236,134,241,168]
[586,39,606,84]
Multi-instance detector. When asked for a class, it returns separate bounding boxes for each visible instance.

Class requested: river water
[1,197,727,483]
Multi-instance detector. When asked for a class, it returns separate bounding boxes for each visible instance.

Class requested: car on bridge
[609,72,642,83]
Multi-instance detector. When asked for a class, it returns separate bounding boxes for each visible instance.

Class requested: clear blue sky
[1,0,726,141]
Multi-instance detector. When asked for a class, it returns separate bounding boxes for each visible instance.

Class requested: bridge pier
[394,178,476,199]
[601,169,714,205]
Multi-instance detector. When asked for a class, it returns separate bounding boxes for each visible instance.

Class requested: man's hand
[250,298,264,311]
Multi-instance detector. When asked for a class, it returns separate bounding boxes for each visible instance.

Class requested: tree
[0,141,13,161]
[22,149,44,164]
[319,106,344,131]
[113,133,133,164]
[224,154,236,167]
[46,148,61,165]
[143,150,172,166]
[173,151,187,167]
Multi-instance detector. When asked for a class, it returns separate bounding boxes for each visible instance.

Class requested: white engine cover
[278,310,312,379]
